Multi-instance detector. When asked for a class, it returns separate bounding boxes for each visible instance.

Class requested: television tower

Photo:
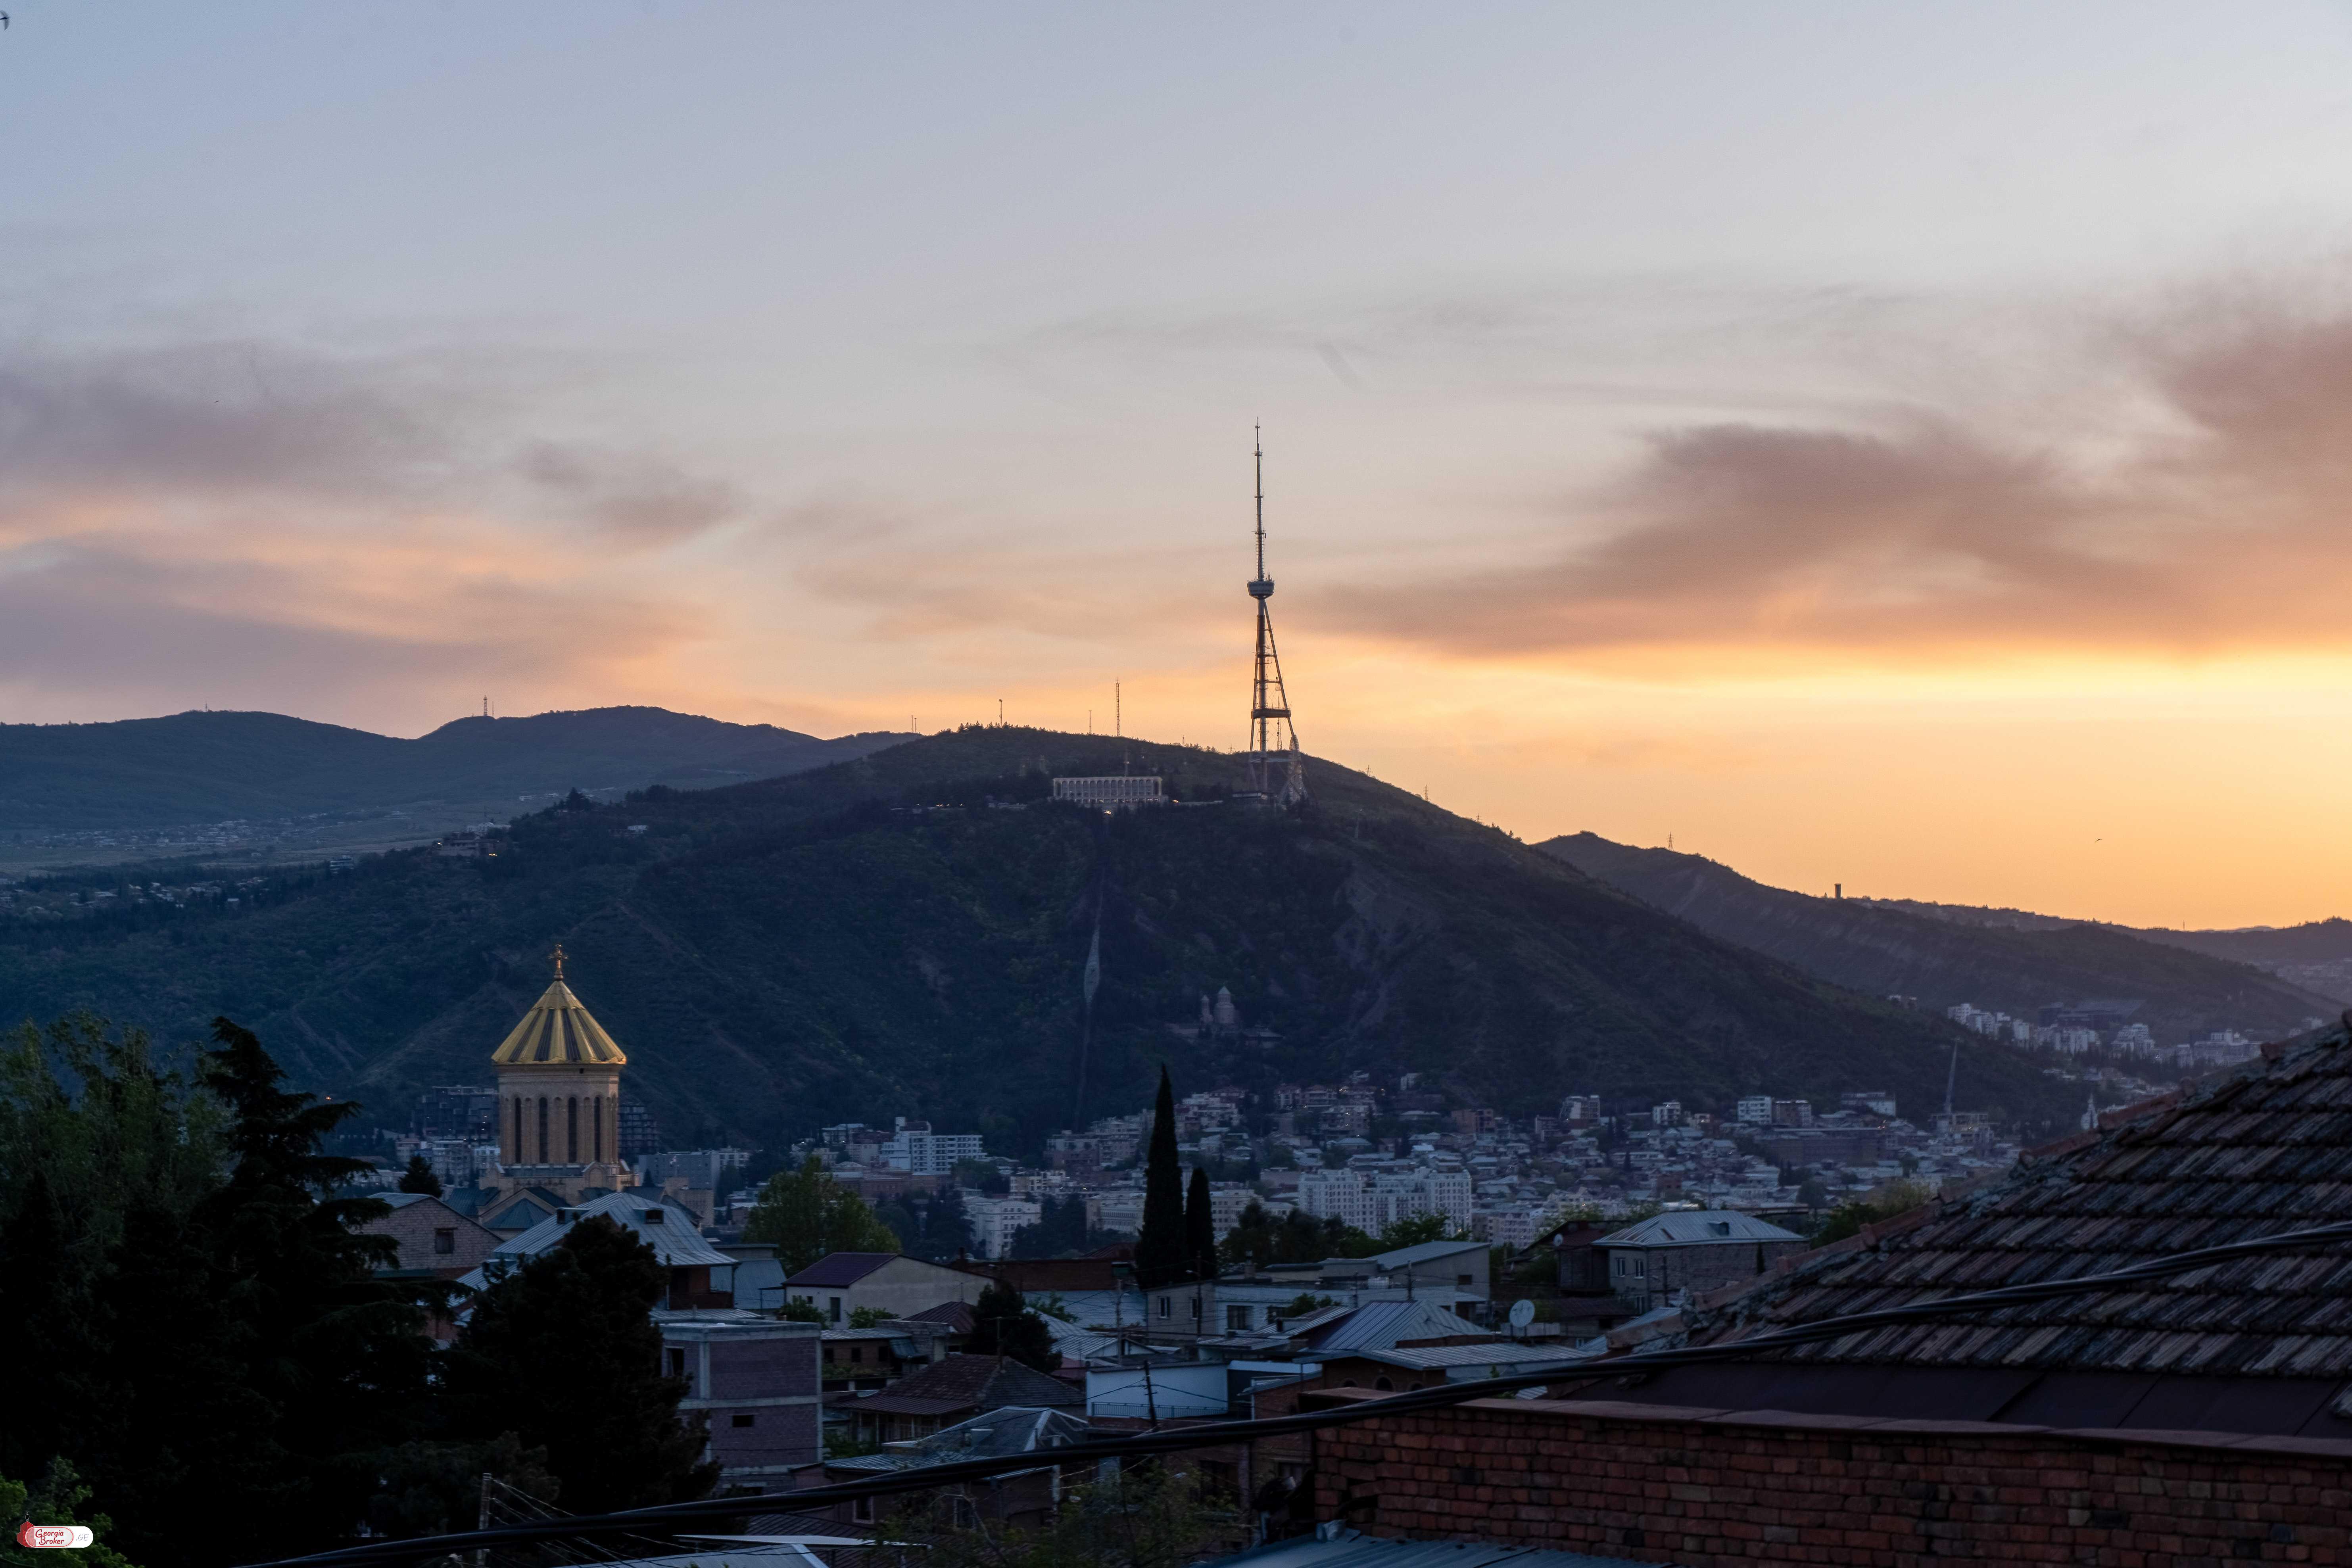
[1245,428,1306,802]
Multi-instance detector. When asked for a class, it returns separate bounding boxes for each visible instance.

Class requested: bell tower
[490,944,632,1199]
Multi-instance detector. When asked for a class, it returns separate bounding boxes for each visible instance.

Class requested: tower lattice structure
[1245,428,1307,803]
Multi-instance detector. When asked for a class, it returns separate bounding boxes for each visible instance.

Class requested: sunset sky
[11,4,2352,927]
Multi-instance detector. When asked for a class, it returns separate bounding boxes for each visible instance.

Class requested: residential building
[1306,1022,2352,1562]
[1296,1168,1472,1233]
[1594,1209,1806,1311]
[360,1192,500,1280]
[1734,1095,1772,1125]
[881,1118,986,1175]
[838,1353,1081,1445]
[659,1314,822,1494]
[962,1194,1043,1259]
[465,1191,735,1310]
[779,1252,987,1324]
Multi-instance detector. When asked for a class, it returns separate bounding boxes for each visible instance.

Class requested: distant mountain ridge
[0,729,2083,1152]
[1542,833,2341,1036]
[0,706,910,831]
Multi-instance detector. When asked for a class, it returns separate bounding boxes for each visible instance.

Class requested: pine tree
[970,1280,1059,1374]
[442,1214,718,1510]
[1134,1065,1187,1289]
[398,1155,443,1196]
[1184,1165,1216,1281]
[192,1018,435,1558]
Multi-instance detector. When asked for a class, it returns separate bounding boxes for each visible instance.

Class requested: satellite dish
[1507,1299,1536,1329]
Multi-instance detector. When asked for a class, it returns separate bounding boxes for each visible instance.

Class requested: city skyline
[14,5,2352,925]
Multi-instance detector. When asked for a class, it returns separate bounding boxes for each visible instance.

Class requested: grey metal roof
[1351,1340,1601,1373]
[1688,1023,2352,1378]
[1303,1299,1482,1353]
[828,1406,1089,1473]
[484,1191,734,1272]
[1596,1210,1802,1248]
[1204,1526,1672,1568]
[1372,1239,1488,1268]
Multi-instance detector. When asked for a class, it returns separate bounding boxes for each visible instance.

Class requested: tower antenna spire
[1243,428,1306,803]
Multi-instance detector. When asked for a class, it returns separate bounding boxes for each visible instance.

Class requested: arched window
[567,1097,579,1162]
[512,1098,524,1162]
[593,1096,604,1163]
[537,1097,549,1163]
[1374,1377,1394,1391]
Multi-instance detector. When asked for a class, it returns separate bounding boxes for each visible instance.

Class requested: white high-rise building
[1296,1168,1472,1235]
[962,1195,1043,1259]
[881,1117,986,1175]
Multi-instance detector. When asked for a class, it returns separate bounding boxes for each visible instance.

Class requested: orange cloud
[1325,303,2352,668]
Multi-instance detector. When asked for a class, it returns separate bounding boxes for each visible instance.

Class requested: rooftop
[1691,1021,2352,1380]
[1596,1211,1803,1248]
[782,1251,902,1288]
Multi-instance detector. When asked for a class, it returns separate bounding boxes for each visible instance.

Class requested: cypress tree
[442,1214,718,1510]
[1135,1065,1187,1288]
[1184,1165,1216,1282]
[398,1154,443,1196]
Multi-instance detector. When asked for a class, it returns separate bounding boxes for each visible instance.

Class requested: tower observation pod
[1245,428,1307,804]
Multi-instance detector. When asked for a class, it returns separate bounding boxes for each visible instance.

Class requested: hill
[0,706,909,838]
[0,729,2080,1155]
[2133,918,2352,1005]
[1542,833,2338,1040]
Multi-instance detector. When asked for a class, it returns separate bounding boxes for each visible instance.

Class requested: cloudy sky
[10,3,2352,925]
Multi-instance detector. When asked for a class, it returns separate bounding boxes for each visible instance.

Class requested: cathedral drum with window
[489,947,635,1201]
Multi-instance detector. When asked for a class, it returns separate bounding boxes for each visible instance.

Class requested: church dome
[490,979,629,1067]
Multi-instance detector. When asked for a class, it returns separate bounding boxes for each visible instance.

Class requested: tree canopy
[744,1155,903,1272]
[397,1155,443,1196]
[969,1279,1060,1374]
[442,1214,718,1511]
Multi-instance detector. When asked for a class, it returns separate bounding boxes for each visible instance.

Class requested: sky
[9,4,2352,927]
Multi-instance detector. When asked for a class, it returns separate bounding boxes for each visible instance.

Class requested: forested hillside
[0,731,2082,1155]
[1544,832,2338,1039]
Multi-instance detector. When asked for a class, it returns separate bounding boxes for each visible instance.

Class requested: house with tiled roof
[842,1351,1081,1445]
[1291,1021,2352,1564]
[780,1252,986,1324]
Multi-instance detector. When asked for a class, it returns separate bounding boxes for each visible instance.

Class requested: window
[1226,1305,1251,1331]
[1375,1377,1394,1391]
[1157,1296,1171,1319]
[536,1097,549,1163]
[829,1296,843,1324]
[567,1096,579,1163]
[732,1412,755,1428]
[851,1496,875,1525]
[1190,1295,1202,1320]
[1457,1273,1473,1287]
[950,1497,978,1529]
[432,1228,456,1256]
[849,1344,864,1363]
[667,1348,687,1381]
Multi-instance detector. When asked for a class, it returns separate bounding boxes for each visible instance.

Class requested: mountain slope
[0,706,908,831]
[1542,833,2336,1040]
[2134,918,2352,1005]
[0,731,2078,1153]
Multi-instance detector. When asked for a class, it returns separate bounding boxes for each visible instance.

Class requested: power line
[240,1216,2352,1568]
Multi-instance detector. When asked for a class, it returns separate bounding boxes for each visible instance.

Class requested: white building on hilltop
[1051,776,1164,809]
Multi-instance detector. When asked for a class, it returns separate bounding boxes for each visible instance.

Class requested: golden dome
[491,979,629,1067]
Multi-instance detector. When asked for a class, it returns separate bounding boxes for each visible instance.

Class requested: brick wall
[362,1197,498,1276]
[1307,1389,2352,1565]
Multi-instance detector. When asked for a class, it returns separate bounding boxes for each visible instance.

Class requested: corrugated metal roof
[1371,1240,1488,1267]
[1355,1340,1600,1372]
[1597,1211,1803,1248]
[1305,1299,1481,1353]
[488,1191,734,1270]
[1689,1024,2352,1378]
[1205,1527,1672,1568]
